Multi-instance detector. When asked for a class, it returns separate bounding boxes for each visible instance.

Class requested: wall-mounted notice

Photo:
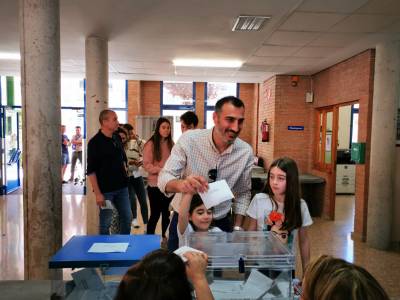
[288,126,304,131]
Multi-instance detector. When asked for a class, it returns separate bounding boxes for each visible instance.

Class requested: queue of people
[83,96,389,299]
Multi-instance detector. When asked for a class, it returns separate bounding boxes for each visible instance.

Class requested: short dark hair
[115,249,192,300]
[75,126,81,129]
[98,109,115,125]
[180,111,199,128]
[122,123,134,131]
[215,96,244,113]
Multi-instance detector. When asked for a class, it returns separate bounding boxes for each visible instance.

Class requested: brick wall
[195,82,205,129]
[127,80,140,126]
[311,50,375,240]
[239,83,258,150]
[273,75,313,173]
[257,50,375,241]
[258,76,276,168]
[127,80,161,126]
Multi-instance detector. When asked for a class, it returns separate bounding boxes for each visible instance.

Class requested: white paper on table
[88,242,129,253]
[199,180,234,209]
[174,246,204,262]
[241,269,273,299]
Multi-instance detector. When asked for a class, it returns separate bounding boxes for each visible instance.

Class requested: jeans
[167,211,179,252]
[128,176,148,224]
[99,187,132,235]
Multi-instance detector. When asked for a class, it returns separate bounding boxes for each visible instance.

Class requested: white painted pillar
[19,0,62,279]
[367,41,399,250]
[85,36,108,234]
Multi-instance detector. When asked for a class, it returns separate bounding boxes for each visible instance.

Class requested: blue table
[49,234,161,269]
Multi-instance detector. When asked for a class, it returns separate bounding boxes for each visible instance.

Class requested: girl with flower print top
[246,157,313,275]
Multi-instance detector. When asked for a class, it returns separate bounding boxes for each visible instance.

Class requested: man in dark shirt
[87,109,132,234]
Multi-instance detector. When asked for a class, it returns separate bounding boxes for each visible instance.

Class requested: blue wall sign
[288,126,304,131]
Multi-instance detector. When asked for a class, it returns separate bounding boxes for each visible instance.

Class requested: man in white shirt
[69,126,83,183]
[158,96,253,251]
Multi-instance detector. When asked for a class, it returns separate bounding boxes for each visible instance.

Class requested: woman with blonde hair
[301,255,389,300]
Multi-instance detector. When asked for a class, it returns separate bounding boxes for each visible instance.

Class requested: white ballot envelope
[199,180,234,209]
[174,246,205,262]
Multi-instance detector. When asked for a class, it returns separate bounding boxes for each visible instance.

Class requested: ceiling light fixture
[173,59,242,68]
[0,52,20,60]
[232,15,270,31]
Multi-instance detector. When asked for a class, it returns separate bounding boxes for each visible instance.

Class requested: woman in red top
[143,117,174,242]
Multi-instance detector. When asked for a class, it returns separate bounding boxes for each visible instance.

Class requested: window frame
[204,82,239,129]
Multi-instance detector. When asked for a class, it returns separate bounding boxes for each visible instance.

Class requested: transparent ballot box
[186,231,295,300]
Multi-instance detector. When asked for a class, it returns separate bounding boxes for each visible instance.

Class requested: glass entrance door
[2,107,21,193]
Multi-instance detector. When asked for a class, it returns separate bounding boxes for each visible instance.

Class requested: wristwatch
[233,226,243,231]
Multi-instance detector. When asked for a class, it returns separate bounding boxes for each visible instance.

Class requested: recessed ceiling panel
[356,0,400,15]
[329,14,400,33]
[266,31,320,46]
[279,57,322,66]
[255,45,299,56]
[293,46,340,58]
[309,32,368,47]
[246,56,285,65]
[279,12,347,32]
[298,0,368,13]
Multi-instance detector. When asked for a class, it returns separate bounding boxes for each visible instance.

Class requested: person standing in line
[87,109,132,235]
[61,125,70,184]
[123,123,148,231]
[168,110,198,251]
[158,96,254,252]
[69,125,83,183]
[143,117,174,245]
[179,110,199,132]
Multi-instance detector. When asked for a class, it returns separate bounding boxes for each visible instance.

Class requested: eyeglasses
[208,168,217,182]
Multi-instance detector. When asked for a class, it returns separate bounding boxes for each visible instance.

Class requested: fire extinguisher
[261,119,270,142]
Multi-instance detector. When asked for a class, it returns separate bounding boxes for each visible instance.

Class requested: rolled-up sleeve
[158,139,187,197]
[232,150,253,215]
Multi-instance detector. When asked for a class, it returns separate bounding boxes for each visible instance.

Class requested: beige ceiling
[1,0,400,82]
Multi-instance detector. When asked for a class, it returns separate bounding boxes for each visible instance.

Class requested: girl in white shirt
[246,157,312,275]
[178,193,221,247]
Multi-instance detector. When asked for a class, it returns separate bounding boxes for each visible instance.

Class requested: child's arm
[178,193,193,235]
[298,226,310,276]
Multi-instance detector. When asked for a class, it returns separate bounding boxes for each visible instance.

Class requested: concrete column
[19,0,61,279]
[367,41,399,249]
[85,36,108,234]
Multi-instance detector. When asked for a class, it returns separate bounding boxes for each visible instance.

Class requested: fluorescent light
[173,59,242,68]
[0,52,20,60]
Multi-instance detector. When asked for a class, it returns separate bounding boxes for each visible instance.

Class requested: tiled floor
[1,190,399,298]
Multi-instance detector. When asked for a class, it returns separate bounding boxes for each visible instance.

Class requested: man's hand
[178,175,208,194]
[183,251,208,283]
[95,193,105,207]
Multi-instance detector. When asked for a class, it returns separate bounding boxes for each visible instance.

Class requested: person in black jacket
[87,109,132,234]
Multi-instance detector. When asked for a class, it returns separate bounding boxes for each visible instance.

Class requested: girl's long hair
[148,117,174,162]
[265,157,302,232]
